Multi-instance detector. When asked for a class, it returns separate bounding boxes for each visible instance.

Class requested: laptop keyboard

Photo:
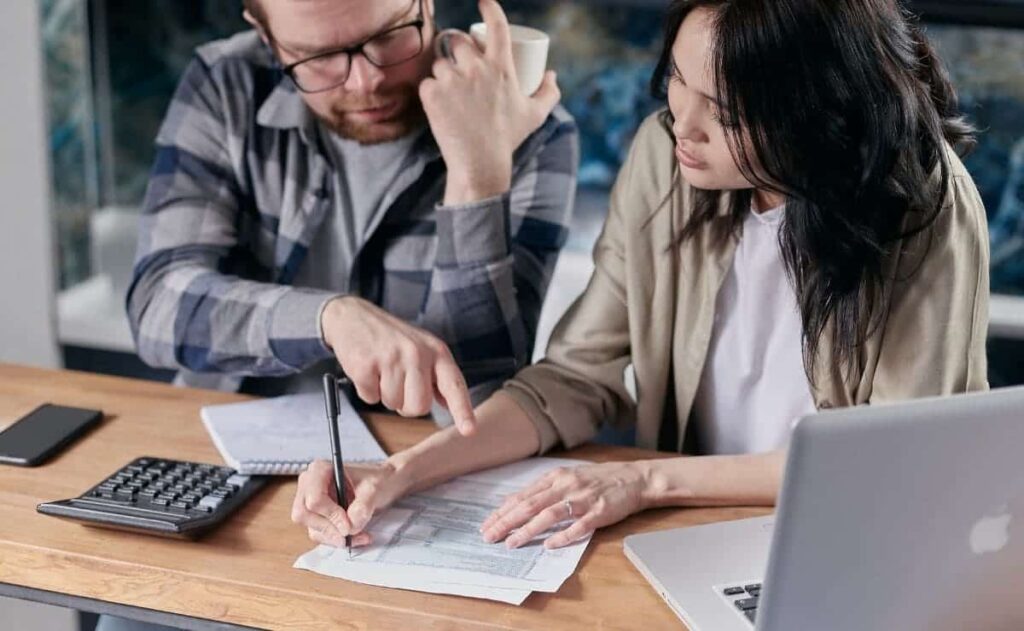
[722,583,762,624]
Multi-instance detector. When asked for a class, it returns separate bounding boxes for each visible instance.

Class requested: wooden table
[0,364,768,630]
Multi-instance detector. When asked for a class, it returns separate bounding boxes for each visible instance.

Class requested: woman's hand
[480,461,652,550]
[291,459,410,548]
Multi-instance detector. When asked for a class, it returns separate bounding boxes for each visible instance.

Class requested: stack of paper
[294,458,593,604]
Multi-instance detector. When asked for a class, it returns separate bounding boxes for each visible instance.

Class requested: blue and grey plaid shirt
[127,31,578,401]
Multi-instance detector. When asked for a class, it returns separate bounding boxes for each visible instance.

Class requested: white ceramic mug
[435,23,550,96]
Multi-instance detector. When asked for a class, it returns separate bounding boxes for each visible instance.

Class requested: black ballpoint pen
[322,373,352,558]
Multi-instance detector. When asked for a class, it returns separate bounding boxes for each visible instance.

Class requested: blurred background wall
[0,1,60,369]
[26,0,1024,381]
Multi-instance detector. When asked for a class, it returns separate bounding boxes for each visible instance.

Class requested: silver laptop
[624,386,1024,631]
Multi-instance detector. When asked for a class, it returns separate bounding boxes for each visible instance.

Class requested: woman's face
[667,7,753,192]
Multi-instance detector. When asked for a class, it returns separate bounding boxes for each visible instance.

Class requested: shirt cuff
[268,287,339,369]
[434,192,511,268]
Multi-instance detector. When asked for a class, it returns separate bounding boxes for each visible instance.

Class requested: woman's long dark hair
[651,0,975,378]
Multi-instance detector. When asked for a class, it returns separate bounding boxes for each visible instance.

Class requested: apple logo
[969,505,1012,556]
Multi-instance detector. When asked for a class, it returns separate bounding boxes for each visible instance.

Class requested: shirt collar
[256,77,318,138]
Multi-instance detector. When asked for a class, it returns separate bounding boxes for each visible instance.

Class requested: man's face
[255,0,436,144]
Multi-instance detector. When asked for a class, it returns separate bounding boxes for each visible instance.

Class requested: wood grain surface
[0,364,768,630]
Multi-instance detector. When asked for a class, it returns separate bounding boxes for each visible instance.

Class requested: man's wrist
[317,295,344,350]
[443,163,512,206]
[320,295,357,350]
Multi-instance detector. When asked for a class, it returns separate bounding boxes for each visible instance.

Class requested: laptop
[624,386,1024,631]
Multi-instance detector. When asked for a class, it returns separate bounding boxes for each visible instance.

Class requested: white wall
[0,597,77,631]
[0,6,82,623]
[0,1,60,368]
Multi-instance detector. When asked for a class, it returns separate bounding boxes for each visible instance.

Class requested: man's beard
[317,86,426,145]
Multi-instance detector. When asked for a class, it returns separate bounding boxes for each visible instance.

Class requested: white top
[692,204,817,455]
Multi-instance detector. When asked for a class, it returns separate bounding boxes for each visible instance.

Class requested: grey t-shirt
[294,124,421,293]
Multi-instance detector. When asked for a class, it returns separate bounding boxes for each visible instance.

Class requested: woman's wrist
[636,458,690,510]
[638,452,786,510]
[385,448,422,496]
[383,424,472,497]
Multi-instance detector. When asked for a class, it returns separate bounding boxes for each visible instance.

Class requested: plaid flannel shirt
[126,31,578,400]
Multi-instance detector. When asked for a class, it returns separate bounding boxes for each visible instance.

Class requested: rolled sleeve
[501,380,564,454]
[434,193,511,269]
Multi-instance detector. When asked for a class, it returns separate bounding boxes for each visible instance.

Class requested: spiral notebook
[200,393,388,475]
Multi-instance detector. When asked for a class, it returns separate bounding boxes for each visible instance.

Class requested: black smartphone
[0,404,103,467]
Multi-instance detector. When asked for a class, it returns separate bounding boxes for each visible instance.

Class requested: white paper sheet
[294,457,592,604]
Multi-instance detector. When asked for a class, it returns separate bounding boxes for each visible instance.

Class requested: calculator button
[169,501,191,513]
[225,474,249,489]
[199,496,225,510]
[114,488,137,501]
[151,497,171,507]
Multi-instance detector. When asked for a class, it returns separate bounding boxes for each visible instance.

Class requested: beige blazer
[504,110,990,454]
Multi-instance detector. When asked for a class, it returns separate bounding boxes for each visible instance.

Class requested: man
[126,0,578,432]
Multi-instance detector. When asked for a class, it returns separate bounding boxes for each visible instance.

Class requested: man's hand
[421,0,561,205]
[291,460,409,547]
[321,296,476,435]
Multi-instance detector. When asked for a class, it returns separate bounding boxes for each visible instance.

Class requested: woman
[293,0,988,551]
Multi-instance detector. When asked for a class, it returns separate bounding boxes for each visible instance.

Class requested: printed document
[294,457,592,604]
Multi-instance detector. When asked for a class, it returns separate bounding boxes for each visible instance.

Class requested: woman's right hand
[291,459,408,548]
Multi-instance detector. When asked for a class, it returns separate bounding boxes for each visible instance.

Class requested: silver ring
[563,499,574,519]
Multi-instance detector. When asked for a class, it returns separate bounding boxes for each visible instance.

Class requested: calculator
[37,457,266,539]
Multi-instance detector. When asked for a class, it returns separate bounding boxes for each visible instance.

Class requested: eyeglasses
[276,0,426,94]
